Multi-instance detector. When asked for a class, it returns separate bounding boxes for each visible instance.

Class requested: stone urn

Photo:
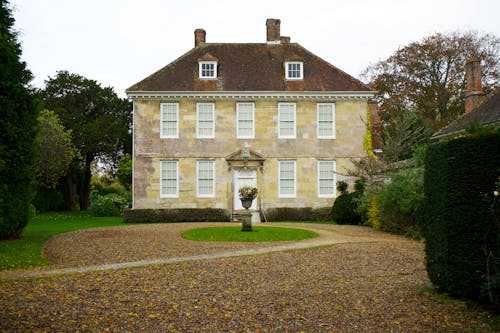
[238,186,258,232]
[241,199,253,209]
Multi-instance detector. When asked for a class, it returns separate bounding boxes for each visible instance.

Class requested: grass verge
[182,226,318,242]
[0,211,125,271]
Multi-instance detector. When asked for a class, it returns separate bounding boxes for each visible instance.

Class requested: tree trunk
[78,155,93,211]
[63,174,77,211]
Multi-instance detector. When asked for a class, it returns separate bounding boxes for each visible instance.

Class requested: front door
[234,169,257,210]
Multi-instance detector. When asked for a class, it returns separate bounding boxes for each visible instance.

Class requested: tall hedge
[0,1,39,239]
[424,131,500,304]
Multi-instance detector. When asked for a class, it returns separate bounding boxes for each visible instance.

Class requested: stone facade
[132,98,369,212]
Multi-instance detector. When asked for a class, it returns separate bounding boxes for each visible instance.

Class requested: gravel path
[0,223,494,332]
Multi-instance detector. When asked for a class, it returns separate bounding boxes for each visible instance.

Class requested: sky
[10,0,500,98]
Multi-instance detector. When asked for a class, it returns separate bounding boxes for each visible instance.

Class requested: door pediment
[225,149,265,169]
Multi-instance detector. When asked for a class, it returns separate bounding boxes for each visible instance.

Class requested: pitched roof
[127,43,371,93]
[432,89,500,139]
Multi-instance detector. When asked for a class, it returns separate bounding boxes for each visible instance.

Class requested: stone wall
[133,98,368,210]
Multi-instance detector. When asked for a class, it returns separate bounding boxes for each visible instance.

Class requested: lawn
[0,211,125,270]
[182,226,318,242]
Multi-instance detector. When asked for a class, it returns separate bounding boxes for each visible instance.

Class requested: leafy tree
[116,153,132,190]
[42,71,132,210]
[362,31,499,130]
[381,110,432,162]
[0,0,39,239]
[37,110,75,188]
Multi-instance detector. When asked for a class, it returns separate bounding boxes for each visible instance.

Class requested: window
[237,102,255,138]
[197,160,215,197]
[278,103,296,138]
[285,62,303,80]
[197,103,215,138]
[199,61,217,79]
[318,160,336,197]
[279,160,296,197]
[317,103,335,139]
[160,160,178,197]
[160,103,178,138]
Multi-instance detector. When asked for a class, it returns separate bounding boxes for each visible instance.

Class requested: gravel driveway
[0,223,494,332]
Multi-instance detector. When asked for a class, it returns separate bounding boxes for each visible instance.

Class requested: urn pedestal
[240,199,253,231]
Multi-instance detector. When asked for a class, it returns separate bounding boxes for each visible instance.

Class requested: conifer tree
[0,0,38,239]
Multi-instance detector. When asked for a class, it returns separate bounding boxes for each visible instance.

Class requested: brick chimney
[194,29,206,47]
[465,58,486,113]
[266,18,281,44]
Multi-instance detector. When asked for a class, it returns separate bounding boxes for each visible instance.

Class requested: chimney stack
[194,29,206,47]
[266,18,281,44]
[465,58,486,113]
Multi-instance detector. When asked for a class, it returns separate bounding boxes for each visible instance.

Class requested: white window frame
[278,103,296,139]
[196,160,215,198]
[317,103,336,139]
[278,160,296,198]
[160,103,179,138]
[236,102,255,139]
[285,61,303,80]
[199,61,217,79]
[160,160,179,198]
[196,103,215,138]
[317,160,336,198]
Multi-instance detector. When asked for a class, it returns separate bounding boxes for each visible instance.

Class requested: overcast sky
[10,0,500,98]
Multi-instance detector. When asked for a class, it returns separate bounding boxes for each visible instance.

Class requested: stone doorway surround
[225,149,265,222]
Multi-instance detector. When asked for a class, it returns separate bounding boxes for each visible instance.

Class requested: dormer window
[285,61,303,80]
[199,61,217,79]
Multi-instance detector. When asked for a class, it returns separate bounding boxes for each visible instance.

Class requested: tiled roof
[127,43,371,92]
[432,89,500,139]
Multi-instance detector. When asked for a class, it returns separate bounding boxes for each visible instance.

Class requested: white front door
[234,169,257,210]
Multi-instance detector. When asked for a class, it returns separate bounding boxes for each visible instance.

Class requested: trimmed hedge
[124,208,230,223]
[264,207,331,222]
[424,132,500,304]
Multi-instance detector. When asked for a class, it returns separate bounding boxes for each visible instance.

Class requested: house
[126,19,375,222]
[432,58,500,140]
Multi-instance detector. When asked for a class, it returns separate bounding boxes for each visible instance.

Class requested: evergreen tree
[0,0,39,239]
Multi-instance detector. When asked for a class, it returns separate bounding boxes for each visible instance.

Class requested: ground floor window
[278,160,296,197]
[160,160,178,197]
[318,160,336,197]
[197,160,215,197]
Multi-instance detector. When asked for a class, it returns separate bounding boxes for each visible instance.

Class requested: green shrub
[124,208,230,223]
[32,186,66,212]
[91,180,124,197]
[90,194,129,217]
[376,168,424,238]
[264,207,331,221]
[331,192,362,225]
[424,131,500,305]
[337,181,348,194]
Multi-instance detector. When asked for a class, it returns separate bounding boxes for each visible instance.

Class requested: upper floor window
[285,62,303,80]
[317,103,335,139]
[278,103,296,138]
[199,61,217,79]
[160,103,179,138]
[197,103,215,138]
[236,102,255,138]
